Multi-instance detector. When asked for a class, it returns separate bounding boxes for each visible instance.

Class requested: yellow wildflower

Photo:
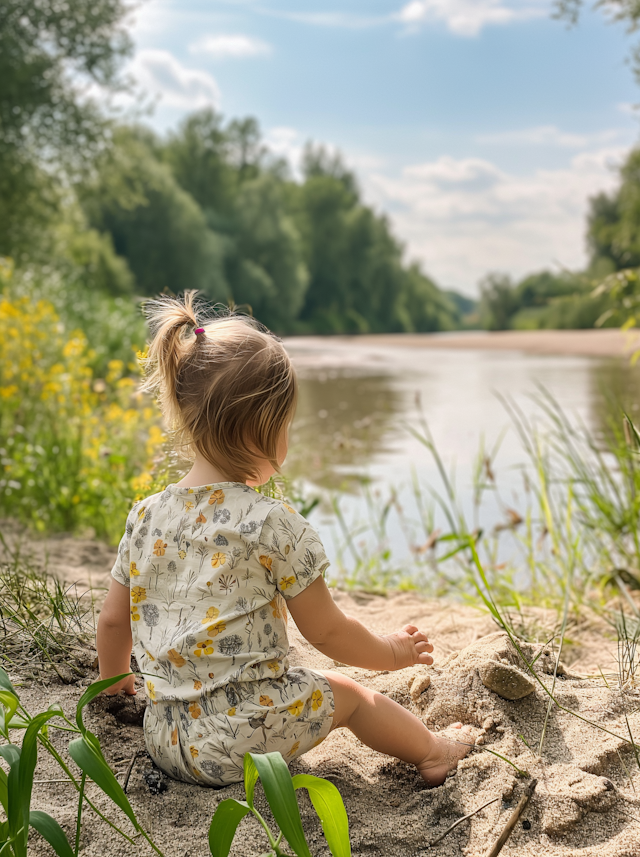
[202,606,220,624]
[194,640,214,657]
[131,586,146,604]
[287,700,304,717]
[211,552,226,568]
[310,690,323,711]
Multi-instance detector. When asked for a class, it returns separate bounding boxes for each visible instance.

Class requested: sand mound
[8,585,638,856]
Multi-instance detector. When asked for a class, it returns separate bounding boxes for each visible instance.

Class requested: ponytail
[140,291,200,429]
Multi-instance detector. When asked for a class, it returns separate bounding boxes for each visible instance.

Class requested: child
[96,292,477,788]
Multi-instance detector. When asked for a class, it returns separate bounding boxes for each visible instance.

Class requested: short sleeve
[260,503,330,600]
[110,506,137,587]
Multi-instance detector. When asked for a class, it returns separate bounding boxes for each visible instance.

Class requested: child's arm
[96,579,136,695]
[287,577,434,671]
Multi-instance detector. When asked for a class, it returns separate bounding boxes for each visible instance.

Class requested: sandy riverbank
[4,527,640,856]
[286,329,640,358]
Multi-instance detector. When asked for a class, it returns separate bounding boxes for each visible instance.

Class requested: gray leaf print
[218,635,243,656]
[214,534,229,546]
[141,604,160,627]
[200,761,224,780]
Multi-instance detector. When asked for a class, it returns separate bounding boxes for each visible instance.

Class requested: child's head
[141,291,297,484]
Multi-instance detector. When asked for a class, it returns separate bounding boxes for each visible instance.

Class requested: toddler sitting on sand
[96,292,477,787]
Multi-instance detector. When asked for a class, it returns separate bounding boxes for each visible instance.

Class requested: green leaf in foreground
[29,810,75,857]
[0,666,17,696]
[208,799,252,857]
[68,731,138,828]
[244,753,260,809]
[250,752,312,857]
[292,774,351,857]
[75,674,132,733]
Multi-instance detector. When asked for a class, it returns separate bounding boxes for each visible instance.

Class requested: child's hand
[102,673,137,696]
[385,624,434,670]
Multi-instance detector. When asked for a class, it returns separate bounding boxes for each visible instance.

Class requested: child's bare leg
[323,670,478,787]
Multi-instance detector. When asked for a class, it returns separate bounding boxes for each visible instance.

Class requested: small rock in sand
[409,674,431,701]
[478,660,535,700]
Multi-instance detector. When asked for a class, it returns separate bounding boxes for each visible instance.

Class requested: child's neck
[175,456,243,489]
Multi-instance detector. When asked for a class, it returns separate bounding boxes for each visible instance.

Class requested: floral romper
[110,482,335,786]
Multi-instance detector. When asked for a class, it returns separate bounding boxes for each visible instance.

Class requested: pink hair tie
[194,328,205,336]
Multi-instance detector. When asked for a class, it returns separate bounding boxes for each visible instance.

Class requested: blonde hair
[141,291,297,483]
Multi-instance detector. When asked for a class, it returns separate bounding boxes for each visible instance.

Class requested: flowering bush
[0,265,165,543]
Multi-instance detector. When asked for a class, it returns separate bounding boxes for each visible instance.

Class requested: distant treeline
[3,0,640,337]
[1,1,461,335]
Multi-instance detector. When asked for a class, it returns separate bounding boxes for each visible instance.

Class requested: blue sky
[121,0,640,294]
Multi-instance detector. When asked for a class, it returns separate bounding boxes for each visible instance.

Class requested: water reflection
[286,368,401,490]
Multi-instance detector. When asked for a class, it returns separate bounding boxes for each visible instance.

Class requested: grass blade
[250,752,312,857]
[292,774,351,857]
[74,675,132,733]
[68,731,138,829]
[29,811,75,857]
[208,799,251,857]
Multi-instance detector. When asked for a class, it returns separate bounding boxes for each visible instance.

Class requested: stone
[409,674,431,701]
[477,660,536,700]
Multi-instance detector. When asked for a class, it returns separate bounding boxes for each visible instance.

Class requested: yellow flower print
[185,501,195,511]
[178,549,187,560]
[267,660,280,675]
[310,690,323,711]
[259,695,273,707]
[189,702,202,719]
[193,680,202,690]
[131,586,146,604]
[287,700,304,717]
[269,597,284,619]
[279,575,295,591]
[194,640,214,657]
[228,707,236,716]
[171,726,178,746]
[190,746,199,759]
[283,503,296,514]
[287,741,300,757]
[202,606,220,624]
[211,552,227,568]
[146,681,156,701]
[145,648,156,662]
[259,555,273,571]
[153,539,167,556]
[131,606,140,622]
[137,506,146,520]
[196,512,207,524]
[129,561,139,577]
[167,648,186,668]
[207,621,226,637]
[208,489,225,505]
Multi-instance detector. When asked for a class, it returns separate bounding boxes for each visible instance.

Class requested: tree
[0,0,132,257]
[479,273,517,330]
[80,128,227,299]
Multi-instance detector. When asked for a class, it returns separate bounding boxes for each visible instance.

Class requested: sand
[3,529,639,857]
[285,329,640,358]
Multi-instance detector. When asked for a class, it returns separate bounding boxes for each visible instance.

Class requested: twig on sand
[123,750,142,794]
[483,778,537,857]
[427,797,500,848]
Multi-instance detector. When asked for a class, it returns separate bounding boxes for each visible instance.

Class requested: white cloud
[398,0,546,36]
[189,34,272,59]
[476,125,622,148]
[128,50,220,110]
[364,147,626,291]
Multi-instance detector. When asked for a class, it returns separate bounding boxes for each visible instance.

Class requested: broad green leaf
[6,716,30,730]
[68,732,138,828]
[0,744,22,848]
[292,774,351,857]
[0,667,17,696]
[0,767,7,814]
[208,799,251,857]
[249,753,312,857]
[75,674,132,733]
[243,753,259,809]
[29,811,74,857]
[19,710,63,847]
[0,692,19,736]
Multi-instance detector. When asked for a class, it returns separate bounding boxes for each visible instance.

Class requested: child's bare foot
[416,723,481,787]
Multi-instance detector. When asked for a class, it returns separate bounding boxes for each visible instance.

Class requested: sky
[119,0,640,295]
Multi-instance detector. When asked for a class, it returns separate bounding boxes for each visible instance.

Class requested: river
[282,335,640,581]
